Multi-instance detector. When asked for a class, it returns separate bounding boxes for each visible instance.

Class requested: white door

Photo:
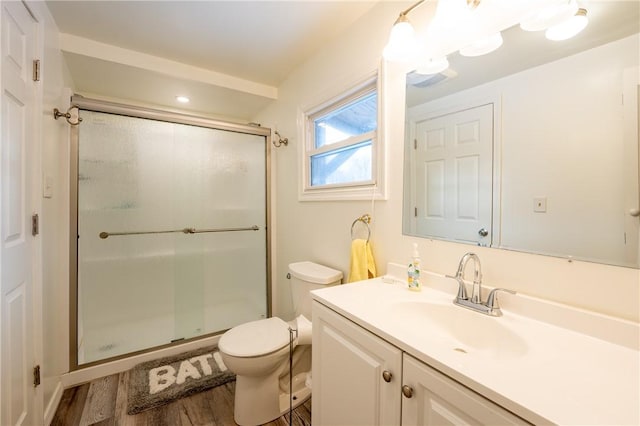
[1,1,39,425]
[413,104,493,245]
[312,301,402,426]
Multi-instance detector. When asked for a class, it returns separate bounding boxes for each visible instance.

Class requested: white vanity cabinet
[312,301,402,425]
[401,353,528,425]
[312,300,528,426]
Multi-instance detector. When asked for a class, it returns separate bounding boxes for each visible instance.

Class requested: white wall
[499,35,638,267]
[254,2,640,322]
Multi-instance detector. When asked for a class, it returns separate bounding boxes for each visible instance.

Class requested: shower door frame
[68,96,272,370]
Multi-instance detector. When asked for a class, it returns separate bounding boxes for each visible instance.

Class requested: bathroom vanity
[311,266,639,425]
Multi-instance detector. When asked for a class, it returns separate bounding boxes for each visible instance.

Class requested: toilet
[218,261,342,426]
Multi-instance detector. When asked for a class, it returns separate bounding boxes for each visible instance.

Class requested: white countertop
[311,270,640,425]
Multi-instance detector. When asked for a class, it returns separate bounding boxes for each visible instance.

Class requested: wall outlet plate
[533,197,547,213]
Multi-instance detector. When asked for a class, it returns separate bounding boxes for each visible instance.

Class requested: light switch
[533,197,547,213]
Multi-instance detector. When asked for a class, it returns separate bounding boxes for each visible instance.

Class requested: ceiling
[46,1,380,120]
[47,1,639,121]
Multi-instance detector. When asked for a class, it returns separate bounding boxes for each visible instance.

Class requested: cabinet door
[401,354,529,425]
[312,301,402,426]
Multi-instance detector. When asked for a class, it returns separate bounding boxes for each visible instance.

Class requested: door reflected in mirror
[403,1,640,268]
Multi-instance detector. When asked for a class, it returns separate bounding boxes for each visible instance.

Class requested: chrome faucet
[455,252,483,303]
[447,252,516,317]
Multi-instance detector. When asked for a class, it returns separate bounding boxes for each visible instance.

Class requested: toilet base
[278,372,312,416]
[233,371,311,426]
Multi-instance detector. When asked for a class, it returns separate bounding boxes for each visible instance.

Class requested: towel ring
[350,214,371,243]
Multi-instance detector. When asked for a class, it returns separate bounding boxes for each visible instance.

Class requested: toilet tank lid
[288,261,343,285]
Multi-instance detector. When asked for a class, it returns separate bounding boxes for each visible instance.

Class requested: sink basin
[390,301,528,360]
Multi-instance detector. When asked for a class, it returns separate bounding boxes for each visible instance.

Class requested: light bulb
[546,8,588,41]
[383,17,418,62]
[520,0,579,32]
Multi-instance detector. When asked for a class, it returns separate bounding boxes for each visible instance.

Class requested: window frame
[298,70,387,201]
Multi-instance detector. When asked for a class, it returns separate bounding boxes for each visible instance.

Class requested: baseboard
[44,381,64,426]
[62,335,220,388]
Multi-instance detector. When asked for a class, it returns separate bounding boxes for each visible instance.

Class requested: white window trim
[297,67,387,201]
[309,130,376,158]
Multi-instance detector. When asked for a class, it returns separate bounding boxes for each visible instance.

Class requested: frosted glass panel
[77,111,267,364]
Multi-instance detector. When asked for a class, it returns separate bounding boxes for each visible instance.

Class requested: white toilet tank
[288,261,342,319]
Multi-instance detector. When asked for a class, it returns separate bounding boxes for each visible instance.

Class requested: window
[300,75,385,200]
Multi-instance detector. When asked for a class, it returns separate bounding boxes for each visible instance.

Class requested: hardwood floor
[51,371,312,426]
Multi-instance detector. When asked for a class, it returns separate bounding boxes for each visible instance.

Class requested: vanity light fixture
[520,0,579,32]
[384,0,587,63]
[384,0,484,63]
[459,32,503,57]
[382,0,425,62]
[176,95,190,104]
[545,8,588,40]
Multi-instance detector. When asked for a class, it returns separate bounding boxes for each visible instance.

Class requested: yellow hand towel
[348,239,377,283]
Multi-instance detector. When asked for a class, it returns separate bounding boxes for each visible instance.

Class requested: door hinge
[31,214,39,236]
[414,139,417,150]
[32,59,40,82]
[33,365,41,387]
[414,207,418,217]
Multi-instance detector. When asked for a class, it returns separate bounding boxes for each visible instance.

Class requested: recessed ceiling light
[176,96,190,103]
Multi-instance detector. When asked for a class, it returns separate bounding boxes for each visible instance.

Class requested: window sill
[299,183,386,202]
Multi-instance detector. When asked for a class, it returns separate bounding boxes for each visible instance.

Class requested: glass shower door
[76,110,267,365]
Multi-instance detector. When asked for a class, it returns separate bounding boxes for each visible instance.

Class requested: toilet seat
[219,317,292,358]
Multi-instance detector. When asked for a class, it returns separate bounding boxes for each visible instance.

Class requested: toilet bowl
[218,261,342,426]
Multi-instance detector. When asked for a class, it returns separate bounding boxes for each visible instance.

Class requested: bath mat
[126,345,235,415]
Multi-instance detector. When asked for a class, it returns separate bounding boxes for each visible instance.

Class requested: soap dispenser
[408,243,421,292]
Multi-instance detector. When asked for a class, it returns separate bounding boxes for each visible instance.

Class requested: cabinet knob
[382,370,392,383]
[402,385,414,398]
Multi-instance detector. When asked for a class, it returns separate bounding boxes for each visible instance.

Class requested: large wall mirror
[403,1,640,268]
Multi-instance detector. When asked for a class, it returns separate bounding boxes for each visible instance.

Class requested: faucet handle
[446,274,468,301]
[485,288,516,316]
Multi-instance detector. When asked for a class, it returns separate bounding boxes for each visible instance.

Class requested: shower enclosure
[69,98,271,367]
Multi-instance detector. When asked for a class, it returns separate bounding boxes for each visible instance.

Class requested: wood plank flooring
[52,371,311,426]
